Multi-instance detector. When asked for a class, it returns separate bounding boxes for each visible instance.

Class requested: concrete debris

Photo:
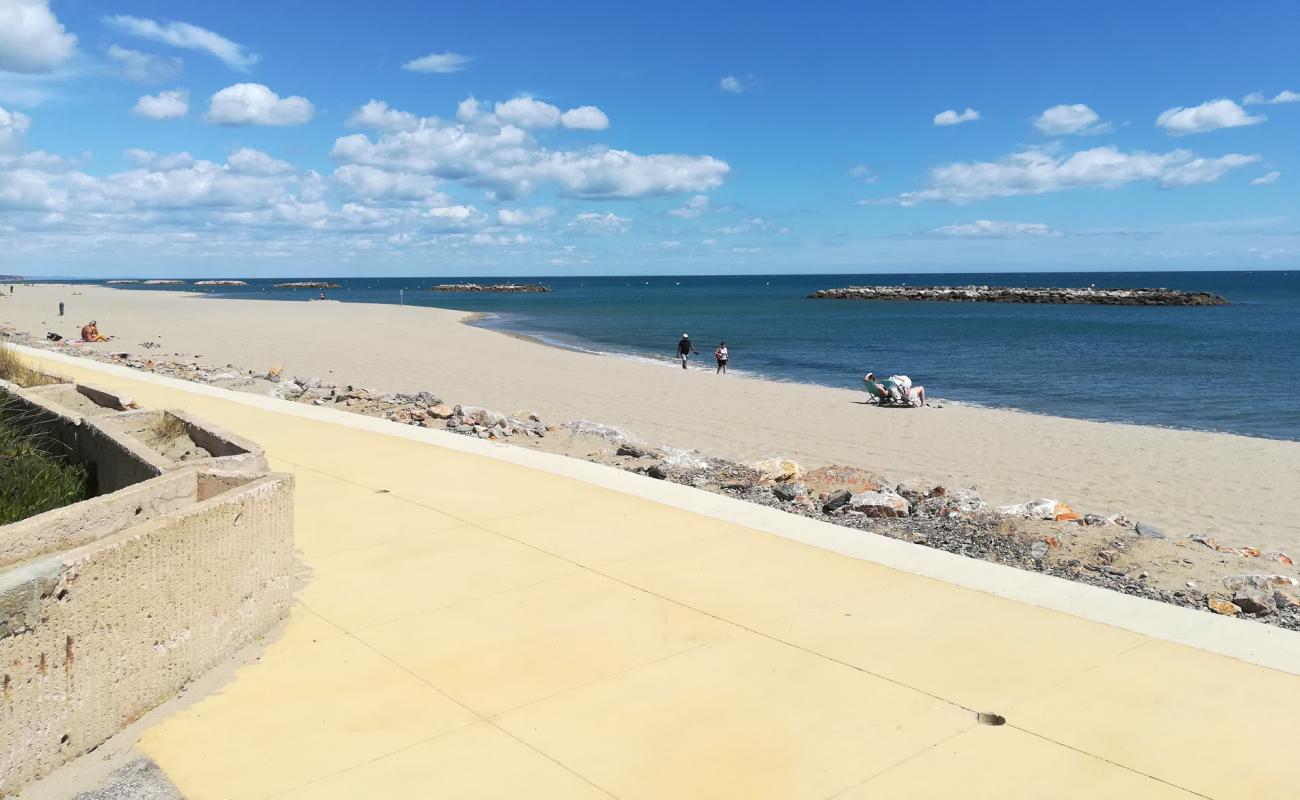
[1135,522,1165,539]
[562,419,635,444]
[848,489,910,518]
[1221,574,1299,591]
[803,465,882,495]
[996,498,1080,522]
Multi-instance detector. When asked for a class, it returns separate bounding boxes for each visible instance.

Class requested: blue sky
[0,0,1297,277]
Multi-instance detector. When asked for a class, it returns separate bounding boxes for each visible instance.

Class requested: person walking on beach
[58,300,64,317]
[715,341,729,374]
[677,333,697,369]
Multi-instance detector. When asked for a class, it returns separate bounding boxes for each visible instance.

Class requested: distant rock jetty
[430,283,551,293]
[142,279,186,285]
[105,280,138,284]
[274,281,340,289]
[808,285,1228,306]
[194,280,249,287]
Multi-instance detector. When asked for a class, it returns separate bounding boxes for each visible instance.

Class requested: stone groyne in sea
[808,285,1228,306]
[431,283,551,293]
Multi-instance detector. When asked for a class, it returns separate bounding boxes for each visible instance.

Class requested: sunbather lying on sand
[864,372,926,407]
[80,321,110,342]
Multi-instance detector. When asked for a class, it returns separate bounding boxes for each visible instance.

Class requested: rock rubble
[4,322,1295,631]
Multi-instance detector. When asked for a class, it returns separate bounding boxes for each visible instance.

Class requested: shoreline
[461,308,1292,443]
[88,279,1297,442]
[4,283,1299,547]
[20,280,1298,442]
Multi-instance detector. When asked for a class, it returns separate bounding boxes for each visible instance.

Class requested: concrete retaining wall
[0,472,294,793]
[1,381,166,495]
[0,369,293,795]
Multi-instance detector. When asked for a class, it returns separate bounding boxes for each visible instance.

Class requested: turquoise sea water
[88,271,1299,441]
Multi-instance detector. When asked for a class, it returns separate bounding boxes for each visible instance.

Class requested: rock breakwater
[430,283,550,293]
[274,281,341,289]
[808,285,1228,305]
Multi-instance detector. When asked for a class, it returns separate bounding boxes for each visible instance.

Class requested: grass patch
[0,344,63,387]
[0,393,91,525]
[148,413,189,447]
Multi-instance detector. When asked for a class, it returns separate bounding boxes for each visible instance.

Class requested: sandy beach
[5,282,1299,552]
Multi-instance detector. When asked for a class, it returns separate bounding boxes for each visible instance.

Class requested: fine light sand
[5,283,1299,551]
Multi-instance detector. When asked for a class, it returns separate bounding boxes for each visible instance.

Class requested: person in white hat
[676,333,697,369]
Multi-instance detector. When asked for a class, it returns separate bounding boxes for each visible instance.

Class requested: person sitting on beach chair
[80,320,110,342]
[864,372,926,407]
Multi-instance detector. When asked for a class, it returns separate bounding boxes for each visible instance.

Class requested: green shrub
[0,395,91,525]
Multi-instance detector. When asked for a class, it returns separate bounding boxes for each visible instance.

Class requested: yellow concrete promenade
[19,351,1300,799]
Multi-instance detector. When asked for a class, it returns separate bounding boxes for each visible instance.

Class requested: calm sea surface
[81,271,1300,441]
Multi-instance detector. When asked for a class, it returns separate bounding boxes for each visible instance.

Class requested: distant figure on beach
[864,372,926,407]
[715,341,729,374]
[677,333,697,369]
[80,320,109,342]
[318,291,326,300]
[58,300,64,317]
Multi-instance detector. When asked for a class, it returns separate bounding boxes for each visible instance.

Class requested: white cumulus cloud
[103,15,256,71]
[560,105,609,130]
[331,164,446,202]
[132,89,189,120]
[720,75,747,93]
[1156,99,1264,135]
[227,147,294,175]
[402,51,472,74]
[885,146,1257,204]
[934,220,1062,238]
[347,99,420,132]
[460,96,611,130]
[0,104,32,151]
[205,83,314,126]
[0,0,77,73]
[493,96,562,128]
[568,210,630,235]
[1243,90,1300,105]
[332,98,728,200]
[425,204,480,229]
[498,206,555,225]
[1033,103,1109,135]
[123,148,194,169]
[934,108,980,126]
[1251,171,1280,186]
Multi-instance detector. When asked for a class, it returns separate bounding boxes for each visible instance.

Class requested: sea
[74,270,1300,442]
